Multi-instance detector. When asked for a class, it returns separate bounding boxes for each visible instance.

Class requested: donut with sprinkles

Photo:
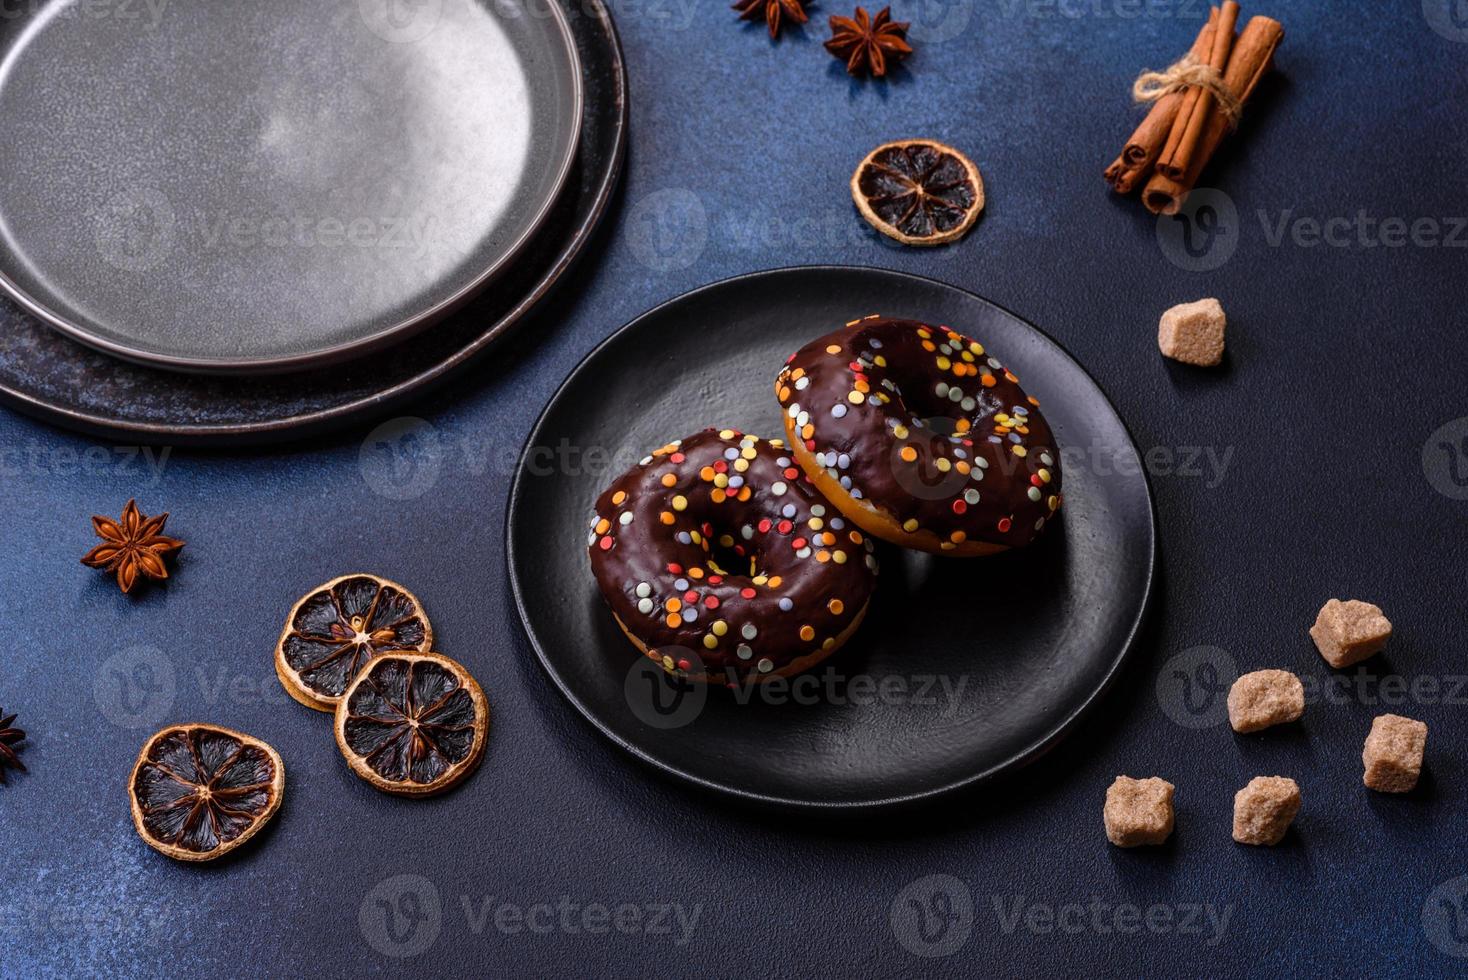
[587,429,879,684]
[775,316,1063,555]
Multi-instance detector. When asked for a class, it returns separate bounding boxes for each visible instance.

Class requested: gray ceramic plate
[0,0,582,373]
[509,267,1157,810]
[0,0,625,445]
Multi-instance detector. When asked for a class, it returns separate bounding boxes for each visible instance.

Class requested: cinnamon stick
[1158,1,1240,181]
[1144,15,1284,215]
[1104,9,1218,194]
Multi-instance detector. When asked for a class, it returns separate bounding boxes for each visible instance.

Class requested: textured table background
[4,1,1468,976]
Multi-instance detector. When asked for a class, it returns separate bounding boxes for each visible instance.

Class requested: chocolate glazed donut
[588,429,878,684]
[775,316,1063,556]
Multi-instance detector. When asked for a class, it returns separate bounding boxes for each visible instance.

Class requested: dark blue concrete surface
[4,1,1468,976]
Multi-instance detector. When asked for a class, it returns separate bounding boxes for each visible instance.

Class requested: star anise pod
[0,709,26,784]
[825,6,912,77]
[732,0,809,39]
[81,500,185,594]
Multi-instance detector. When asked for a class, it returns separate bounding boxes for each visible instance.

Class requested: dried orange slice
[129,723,284,862]
[334,652,488,797]
[851,139,985,246]
[275,574,433,712]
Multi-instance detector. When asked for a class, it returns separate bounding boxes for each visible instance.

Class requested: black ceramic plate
[0,0,581,373]
[508,267,1156,810]
[0,0,624,443]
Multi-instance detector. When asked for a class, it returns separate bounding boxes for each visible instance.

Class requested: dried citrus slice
[275,574,433,712]
[334,652,488,797]
[851,139,985,246]
[128,723,284,862]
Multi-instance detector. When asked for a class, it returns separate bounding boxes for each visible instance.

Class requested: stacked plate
[0,0,626,442]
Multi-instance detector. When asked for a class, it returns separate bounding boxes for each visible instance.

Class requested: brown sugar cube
[1104,775,1175,847]
[1309,599,1392,668]
[1158,298,1226,367]
[1232,776,1301,846]
[1363,714,1428,793]
[1227,670,1305,733]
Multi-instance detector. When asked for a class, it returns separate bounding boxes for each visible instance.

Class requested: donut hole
[704,535,761,579]
[884,381,996,471]
[873,371,1027,502]
[673,513,770,583]
[886,365,1003,431]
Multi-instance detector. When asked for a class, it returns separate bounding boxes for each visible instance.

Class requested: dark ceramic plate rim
[0,0,625,444]
[507,265,1158,811]
[0,0,584,375]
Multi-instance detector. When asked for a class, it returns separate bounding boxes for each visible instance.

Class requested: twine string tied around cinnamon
[1132,54,1244,129]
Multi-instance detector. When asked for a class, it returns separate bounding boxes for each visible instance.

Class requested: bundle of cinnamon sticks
[1104,3,1283,215]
